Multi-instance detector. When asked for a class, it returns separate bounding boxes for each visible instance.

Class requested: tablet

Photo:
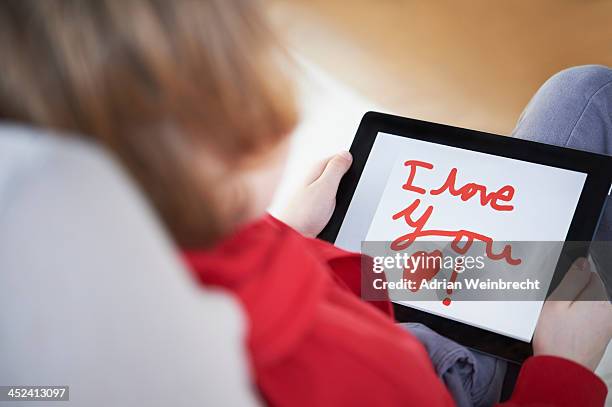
[319,111,612,362]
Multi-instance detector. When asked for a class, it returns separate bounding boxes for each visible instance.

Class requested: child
[0,1,610,406]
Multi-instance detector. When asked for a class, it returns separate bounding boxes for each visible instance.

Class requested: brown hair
[0,0,298,247]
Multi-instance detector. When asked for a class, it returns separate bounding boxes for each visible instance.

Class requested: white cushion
[0,125,260,406]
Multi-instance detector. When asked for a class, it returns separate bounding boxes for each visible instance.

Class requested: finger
[303,156,332,185]
[312,151,352,190]
[549,257,592,303]
[576,263,609,302]
[576,271,612,337]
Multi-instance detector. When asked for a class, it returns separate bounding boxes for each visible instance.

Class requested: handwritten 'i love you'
[390,159,522,306]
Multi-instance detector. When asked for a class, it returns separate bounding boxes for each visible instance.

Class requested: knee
[513,65,612,146]
[542,65,612,99]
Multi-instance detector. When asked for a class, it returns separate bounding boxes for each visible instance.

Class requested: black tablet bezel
[318,111,612,363]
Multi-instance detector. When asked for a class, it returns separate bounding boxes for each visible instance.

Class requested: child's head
[0,0,298,247]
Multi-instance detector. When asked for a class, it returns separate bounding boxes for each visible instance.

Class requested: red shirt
[184,215,607,407]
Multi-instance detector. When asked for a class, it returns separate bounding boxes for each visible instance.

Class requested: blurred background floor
[267,0,612,135]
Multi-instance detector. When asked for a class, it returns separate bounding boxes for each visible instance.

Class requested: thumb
[314,151,352,190]
[549,257,592,303]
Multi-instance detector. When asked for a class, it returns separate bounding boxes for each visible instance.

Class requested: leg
[400,322,506,407]
[513,65,612,240]
[513,65,612,154]
[513,65,612,396]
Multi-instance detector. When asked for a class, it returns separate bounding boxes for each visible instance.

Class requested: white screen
[335,132,587,342]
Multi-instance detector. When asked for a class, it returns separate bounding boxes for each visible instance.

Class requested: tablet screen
[335,132,588,342]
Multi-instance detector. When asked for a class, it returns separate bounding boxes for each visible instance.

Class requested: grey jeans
[513,64,612,240]
[514,65,612,298]
[410,65,612,407]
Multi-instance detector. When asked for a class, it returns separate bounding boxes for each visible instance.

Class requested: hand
[278,151,352,237]
[533,257,612,370]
